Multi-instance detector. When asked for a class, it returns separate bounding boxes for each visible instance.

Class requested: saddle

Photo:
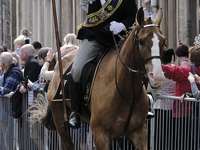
[53,49,108,105]
[80,49,108,105]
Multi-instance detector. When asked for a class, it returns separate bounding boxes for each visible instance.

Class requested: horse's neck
[118,30,142,73]
[116,32,144,94]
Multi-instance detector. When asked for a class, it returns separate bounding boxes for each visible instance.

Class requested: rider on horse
[69,0,137,129]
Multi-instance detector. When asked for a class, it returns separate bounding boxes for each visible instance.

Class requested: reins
[113,24,162,136]
[112,33,145,74]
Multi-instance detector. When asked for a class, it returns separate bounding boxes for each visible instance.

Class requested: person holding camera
[179,46,200,101]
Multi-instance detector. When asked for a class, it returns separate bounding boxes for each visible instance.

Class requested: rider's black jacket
[77,0,137,47]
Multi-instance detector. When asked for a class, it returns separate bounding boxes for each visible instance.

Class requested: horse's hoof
[146,111,155,119]
[69,112,81,129]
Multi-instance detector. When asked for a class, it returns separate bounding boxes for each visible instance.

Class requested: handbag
[10,86,23,118]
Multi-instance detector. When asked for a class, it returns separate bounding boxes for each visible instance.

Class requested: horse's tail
[27,93,56,131]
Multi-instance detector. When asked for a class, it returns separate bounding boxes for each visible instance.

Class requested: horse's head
[135,7,165,88]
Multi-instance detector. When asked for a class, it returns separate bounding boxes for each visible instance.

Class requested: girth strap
[122,83,144,136]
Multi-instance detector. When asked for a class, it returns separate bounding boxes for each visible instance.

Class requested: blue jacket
[0,64,23,95]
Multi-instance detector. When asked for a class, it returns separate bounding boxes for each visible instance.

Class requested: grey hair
[1,52,13,66]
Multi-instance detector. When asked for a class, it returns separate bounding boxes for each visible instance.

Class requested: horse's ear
[154,8,163,26]
[136,7,145,26]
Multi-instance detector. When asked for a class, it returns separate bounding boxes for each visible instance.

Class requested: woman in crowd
[180,46,200,100]
[175,42,190,67]
[62,33,79,46]
[40,33,79,80]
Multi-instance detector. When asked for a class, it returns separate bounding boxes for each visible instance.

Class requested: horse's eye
[139,39,144,46]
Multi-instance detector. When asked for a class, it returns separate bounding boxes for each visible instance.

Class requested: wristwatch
[45,60,51,63]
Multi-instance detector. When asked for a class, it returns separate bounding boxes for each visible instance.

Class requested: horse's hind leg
[128,123,148,150]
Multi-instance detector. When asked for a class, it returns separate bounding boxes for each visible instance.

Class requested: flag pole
[51,0,70,140]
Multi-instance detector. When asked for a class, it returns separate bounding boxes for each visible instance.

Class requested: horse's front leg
[128,123,148,150]
[50,101,74,150]
[91,123,111,150]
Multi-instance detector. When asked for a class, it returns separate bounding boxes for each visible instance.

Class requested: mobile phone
[191,64,195,75]
[3,44,7,52]
[25,39,30,44]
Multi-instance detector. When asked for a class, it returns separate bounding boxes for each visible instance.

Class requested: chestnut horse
[29,7,165,150]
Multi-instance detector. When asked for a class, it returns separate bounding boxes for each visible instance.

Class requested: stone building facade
[0,0,199,52]
[0,0,13,49]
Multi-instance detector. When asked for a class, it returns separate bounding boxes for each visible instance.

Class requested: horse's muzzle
[148,71,165,88]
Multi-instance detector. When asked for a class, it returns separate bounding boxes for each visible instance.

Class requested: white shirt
[101,0,106,6]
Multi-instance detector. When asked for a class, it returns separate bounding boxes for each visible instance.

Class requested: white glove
[86,0,94,4]
[109,21,126,35]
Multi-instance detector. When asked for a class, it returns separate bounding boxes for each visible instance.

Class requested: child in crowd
[14,35,25,55]
[21,27,32,44]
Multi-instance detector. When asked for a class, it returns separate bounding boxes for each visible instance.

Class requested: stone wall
[1,0,11,49]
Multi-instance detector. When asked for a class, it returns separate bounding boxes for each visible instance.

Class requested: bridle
[113,24,163,105]
[135,24,162,73]
[113,24,162,76]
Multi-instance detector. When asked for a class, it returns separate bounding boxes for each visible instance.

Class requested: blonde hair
[14,35,25,47]
[63,33,79,46]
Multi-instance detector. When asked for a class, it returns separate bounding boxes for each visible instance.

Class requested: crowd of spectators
[0,29,79,149]
[0,31,78,99]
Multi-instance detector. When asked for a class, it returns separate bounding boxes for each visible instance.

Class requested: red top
[162,64,200,117]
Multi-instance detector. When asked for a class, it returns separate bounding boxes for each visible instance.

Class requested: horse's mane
[117,22,137,48]
[117,17,154,49]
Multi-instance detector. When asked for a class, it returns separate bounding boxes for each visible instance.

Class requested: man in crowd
[0,52,23,95]
[19,44,41,94]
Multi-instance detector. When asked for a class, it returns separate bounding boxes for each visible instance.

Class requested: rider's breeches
[71,39,106,82]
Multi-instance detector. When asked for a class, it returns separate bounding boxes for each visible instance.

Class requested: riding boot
[69,75,81,129]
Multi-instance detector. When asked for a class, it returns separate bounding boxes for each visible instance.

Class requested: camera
[191,64,195,75]
[25,39,30,44]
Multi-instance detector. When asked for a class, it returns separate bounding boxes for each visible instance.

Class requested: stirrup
[146,111,155,119]
[146,94,155,120]
[69,112,81,129]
